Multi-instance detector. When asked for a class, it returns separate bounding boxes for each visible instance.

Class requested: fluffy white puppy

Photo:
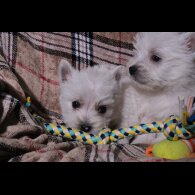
[121,32,195,144]
[59,60,124,134]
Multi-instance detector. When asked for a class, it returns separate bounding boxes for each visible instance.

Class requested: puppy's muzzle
[80,124,92,132]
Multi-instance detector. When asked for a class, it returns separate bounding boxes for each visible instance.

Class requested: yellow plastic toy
[146,138,195,160]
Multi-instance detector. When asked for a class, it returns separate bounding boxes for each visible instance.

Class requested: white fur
[121,32,195,144]
[59,60,124,134]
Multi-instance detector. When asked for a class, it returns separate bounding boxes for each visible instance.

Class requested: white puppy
[121,32,195,144]
[59,60,124,134]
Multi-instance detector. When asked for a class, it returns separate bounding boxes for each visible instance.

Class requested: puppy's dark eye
[98,106,107,114]
[72,101,80,109]
[151,55,161,62]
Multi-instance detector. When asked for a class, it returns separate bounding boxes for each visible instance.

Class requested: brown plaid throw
[0,32,194,162]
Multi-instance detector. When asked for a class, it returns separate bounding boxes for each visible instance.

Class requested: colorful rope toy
[25,97,195,145]
[44,115,193,145]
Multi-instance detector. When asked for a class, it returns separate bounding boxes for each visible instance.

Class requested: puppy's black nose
[80,124,92,132]
[129,66,138,76]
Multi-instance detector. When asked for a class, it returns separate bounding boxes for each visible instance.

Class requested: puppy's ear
[185,32,195,51]
[59,59,73,82]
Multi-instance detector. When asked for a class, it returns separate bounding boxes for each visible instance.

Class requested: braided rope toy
[26,97,195,145]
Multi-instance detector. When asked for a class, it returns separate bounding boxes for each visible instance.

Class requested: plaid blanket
[0,32,194,162]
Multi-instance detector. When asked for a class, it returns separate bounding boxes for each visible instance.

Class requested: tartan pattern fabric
[0,32,194,162]
[71,32,94,69]
[0,32,135,120]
